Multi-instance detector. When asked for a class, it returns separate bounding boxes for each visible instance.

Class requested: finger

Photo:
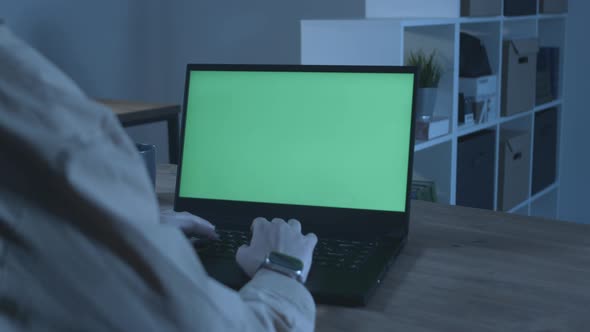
[177,215,218,239]
[183,225,219,240]
[305,232,318,246]
[251,217,268,232]
[271,218,286,225]
[287,219,302,233]
[235,245,252,274]
[236,244,250,262]
[236,244,259,277]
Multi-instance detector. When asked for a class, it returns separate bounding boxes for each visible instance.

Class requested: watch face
[269,251,304,271]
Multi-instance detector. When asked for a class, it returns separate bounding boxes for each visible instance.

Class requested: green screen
[179,70,414,212]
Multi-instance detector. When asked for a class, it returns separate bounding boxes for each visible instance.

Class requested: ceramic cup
[136,143,156,187]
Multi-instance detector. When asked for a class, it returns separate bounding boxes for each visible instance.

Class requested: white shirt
[0,26,315,332]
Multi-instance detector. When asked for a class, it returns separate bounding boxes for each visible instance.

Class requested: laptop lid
[175,65,417,240]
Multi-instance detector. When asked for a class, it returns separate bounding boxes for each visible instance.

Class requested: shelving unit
[300,1,566,219]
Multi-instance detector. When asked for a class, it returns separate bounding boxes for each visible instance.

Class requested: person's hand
[236,217,318,282]
[160,208,218,239]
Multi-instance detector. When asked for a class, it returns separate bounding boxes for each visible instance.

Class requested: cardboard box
[461,0,502,17]
[498,131,531,211]
[540,0,568,14]
[502,39,539,116]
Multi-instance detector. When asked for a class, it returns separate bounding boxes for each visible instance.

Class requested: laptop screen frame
[174,64,417,240]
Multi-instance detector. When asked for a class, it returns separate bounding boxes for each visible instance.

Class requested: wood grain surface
[156,164,590,332]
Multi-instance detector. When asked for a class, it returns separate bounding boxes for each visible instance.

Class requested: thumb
[236,244,258,277]
[160,210,218,239]
[183,214,218,239]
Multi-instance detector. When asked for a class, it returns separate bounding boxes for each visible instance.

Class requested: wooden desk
[156,165,590,331]
[101,100,181,164]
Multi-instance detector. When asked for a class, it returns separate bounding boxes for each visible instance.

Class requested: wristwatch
[259,251,305,284]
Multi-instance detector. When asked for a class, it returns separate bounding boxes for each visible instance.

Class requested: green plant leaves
[407,50,443,88]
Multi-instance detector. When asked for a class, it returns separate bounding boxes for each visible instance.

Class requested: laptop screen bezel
[174,64,417,240]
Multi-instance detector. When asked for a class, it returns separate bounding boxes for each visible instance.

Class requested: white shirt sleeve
[0,25,315,332]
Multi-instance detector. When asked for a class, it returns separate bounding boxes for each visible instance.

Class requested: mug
[136,143,156,187]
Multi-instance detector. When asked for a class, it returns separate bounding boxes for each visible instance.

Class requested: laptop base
[198,237,406,306]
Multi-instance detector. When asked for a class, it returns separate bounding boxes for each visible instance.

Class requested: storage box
[498,131,531,211]
[504,0,537,16]
[366,0,461,18]
[460,75,497,98]
[502,39,539,116]
[461,0,502,17]
[533,108,558,194]
[540,0,568,13]
[460,33,493,78]
[457,130,495,210]
[415,116,450,140]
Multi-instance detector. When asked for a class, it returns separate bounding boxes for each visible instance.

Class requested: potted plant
[407,50,443,118]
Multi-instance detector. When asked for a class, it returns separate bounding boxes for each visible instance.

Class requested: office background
[1,0,588,224]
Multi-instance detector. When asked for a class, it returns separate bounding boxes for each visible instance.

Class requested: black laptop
[174,64,417,306]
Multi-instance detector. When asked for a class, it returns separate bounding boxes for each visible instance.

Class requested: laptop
[174,64,417,306]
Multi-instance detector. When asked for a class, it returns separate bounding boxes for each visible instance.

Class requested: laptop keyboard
[192,229,377,271]
[313,238,377,271]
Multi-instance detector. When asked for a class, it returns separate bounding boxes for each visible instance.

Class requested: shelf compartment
[537,18,566,104]
[459,21,502,128]
[405,24,456,123]
[532,107,559,195]
[456,129,496,210]
[413,141,453,205]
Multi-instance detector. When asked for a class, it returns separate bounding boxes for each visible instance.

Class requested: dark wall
[1,1,364,161]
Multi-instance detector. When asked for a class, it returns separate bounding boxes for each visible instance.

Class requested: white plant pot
[416,88,438,118]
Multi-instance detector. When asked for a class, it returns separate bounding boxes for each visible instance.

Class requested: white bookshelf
[300,2,566,219]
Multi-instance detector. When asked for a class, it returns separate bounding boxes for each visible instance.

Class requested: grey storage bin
[504,0,537,16]
[532,108,558,194]
[457,130,496,210]
[461,0,502,17]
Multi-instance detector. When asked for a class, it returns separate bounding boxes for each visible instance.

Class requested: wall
[0,0,363,161]
[558,0,590,223]
[2,1,588,223]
